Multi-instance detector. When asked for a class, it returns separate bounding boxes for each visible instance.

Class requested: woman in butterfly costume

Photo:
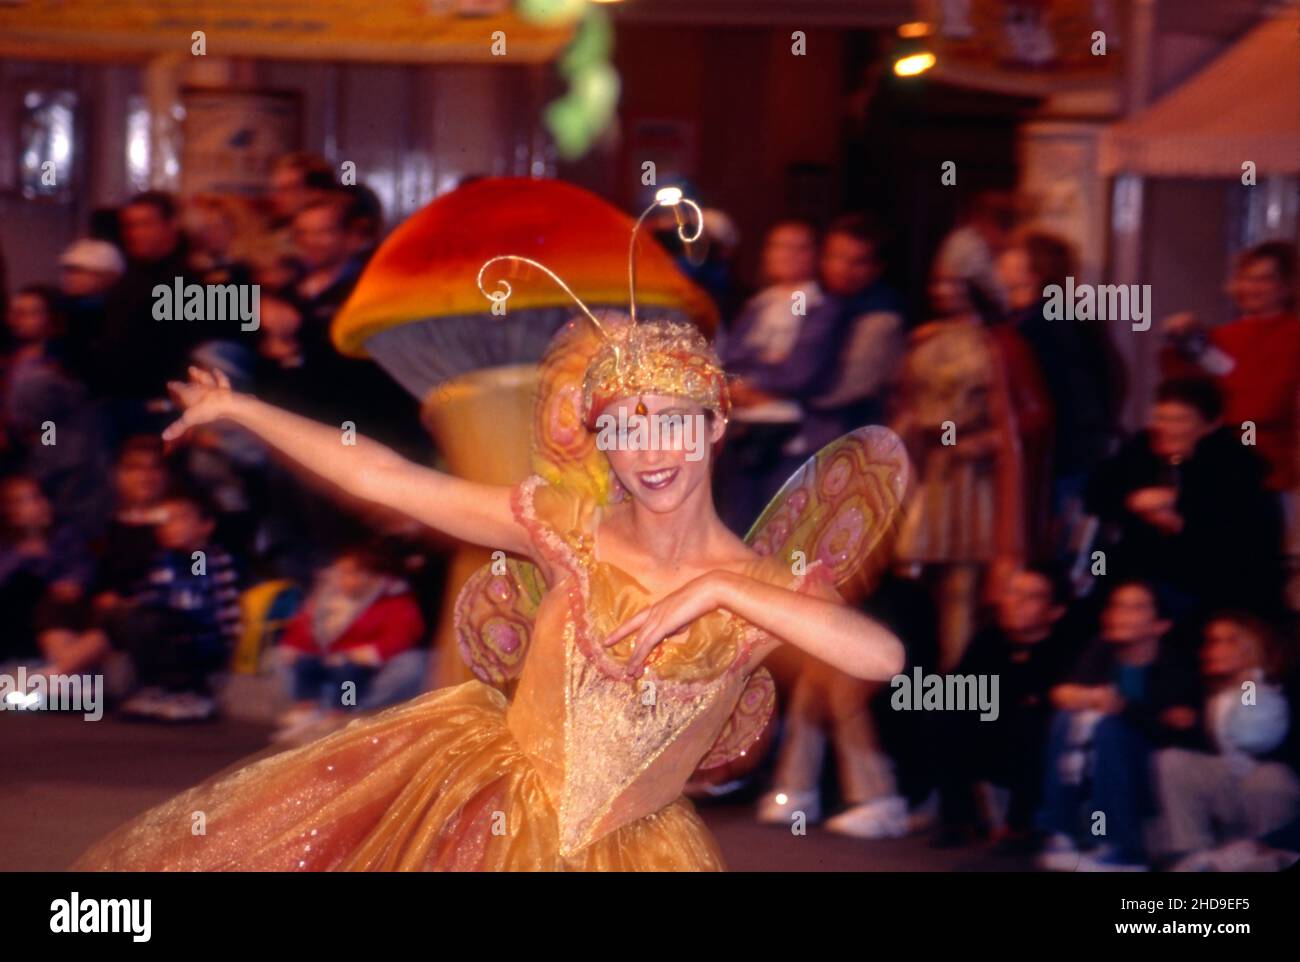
[74,194,909,872]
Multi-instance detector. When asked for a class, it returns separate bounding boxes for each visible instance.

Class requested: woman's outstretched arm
[164,367,531,557]
[603,570,904,682]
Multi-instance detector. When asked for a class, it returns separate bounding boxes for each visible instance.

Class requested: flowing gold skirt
[72,681,725,871]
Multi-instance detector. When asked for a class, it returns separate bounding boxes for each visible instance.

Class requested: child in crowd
[274,545,424,741]
[110,491,242,722]
[93,436,172,607]
[1155,613,1300,870]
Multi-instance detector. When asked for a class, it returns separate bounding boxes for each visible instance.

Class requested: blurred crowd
[672,193,1299,871]
[1,169,1298,870]
[0,154,437,726]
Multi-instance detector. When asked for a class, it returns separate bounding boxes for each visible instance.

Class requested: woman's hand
[602,572,732,679]
[162,366,237,443]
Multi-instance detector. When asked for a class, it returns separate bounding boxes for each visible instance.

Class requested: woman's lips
[637,467,679,490]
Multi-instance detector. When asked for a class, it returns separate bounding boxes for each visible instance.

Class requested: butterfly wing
[454,558,546,688]
[689,427,911,773]
[746,425,911,604]
[695,667,777,771]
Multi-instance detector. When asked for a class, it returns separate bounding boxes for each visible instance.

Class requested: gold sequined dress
[73,475,802,872]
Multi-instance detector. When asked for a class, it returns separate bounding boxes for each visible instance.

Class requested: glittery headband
[477,189,727,428]
[580,319,729,427]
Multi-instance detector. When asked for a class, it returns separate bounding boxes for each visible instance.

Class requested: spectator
[0,285,112,535]
[934,564,1078,850]
[0,475,94,667]
[185,195,254,289]
[268,152,335,229]
[252,295,306,385]
[1163,242,1299,494]
[716,218,840,532]
[997,231,1124,553]
[291,194,364,340]
[250,248,302,300]
[57,238,126,382]
[801,213,907,448]
[111,491,241,722]
[1087,377,1285,617]
[274,545,424,741]
[932,190,1020,315]
[93,436,171,607]
[1037,580,1199,871]
[97,191,201,421]
[1154,613,1300,870]
[340,182,385,267]
[891,270,1025,670]
[289,193,421,454]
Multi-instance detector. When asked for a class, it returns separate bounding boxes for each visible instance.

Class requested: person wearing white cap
[58,239,126,299]
[57,239,126,389]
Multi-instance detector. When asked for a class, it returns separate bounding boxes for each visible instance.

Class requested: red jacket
[282,593,424,661]
[1165,312,1300,490]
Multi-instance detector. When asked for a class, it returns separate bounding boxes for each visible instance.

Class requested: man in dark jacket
[96,192,203,434]
[935,563,1080,849]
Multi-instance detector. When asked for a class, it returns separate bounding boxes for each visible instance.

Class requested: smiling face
[601,394,725,514]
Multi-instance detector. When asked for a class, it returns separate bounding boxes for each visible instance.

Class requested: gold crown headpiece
[477,189,728,428]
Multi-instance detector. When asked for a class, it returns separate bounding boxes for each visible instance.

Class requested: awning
[1099,7,1300,177]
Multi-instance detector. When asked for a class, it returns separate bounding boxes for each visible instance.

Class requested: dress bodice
[505,476,797,856]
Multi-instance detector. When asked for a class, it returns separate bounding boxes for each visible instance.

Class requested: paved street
[3,710,1031,872]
